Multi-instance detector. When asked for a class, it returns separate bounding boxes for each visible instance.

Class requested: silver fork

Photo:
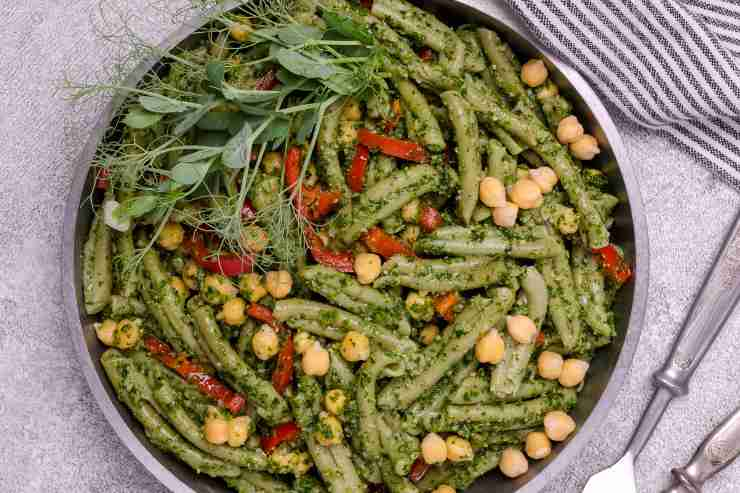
[583,209,740,493]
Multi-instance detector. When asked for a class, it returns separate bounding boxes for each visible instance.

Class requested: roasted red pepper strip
[383,99,403,134]
[271,335,294,395]
[255,67,280,91]
[261,422,301,454]
[408,456,431,482]
[592,244,632,284]
[419,206,443,233]
[285,146,341,221]
[143,336,246,414]
[185,235,253,277]
[418,47,434,61]
[247,303,283,332]
[434,292,460,322]
[360,0,373,9]
[362,227,415,258]
[95,168,110,190]
[241,199,257,221]
[357,128,427,162]
[347,144,370,193]
[305,227,355,272]
[535,331,546,347]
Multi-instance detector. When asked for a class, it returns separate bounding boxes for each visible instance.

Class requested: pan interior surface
[61,1,648,492]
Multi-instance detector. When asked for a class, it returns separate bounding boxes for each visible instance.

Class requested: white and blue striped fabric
[507,0,740,189]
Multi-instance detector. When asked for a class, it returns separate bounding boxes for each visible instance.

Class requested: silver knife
[662,404,740,493]
[583,208,740,493]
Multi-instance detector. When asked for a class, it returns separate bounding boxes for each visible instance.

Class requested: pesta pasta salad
[80,0,632,491]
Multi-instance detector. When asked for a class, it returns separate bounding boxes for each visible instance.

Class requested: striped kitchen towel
[507,0,740,189]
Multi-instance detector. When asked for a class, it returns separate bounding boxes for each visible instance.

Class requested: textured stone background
[1,1,739,492]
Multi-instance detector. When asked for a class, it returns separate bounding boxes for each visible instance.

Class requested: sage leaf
[123,195,159,218]
[322,10,373,45]
[323,70,362,95]
[206,61,226,88]
[295,109,319,144]
[222,83,281,103]
[222,121,254,169]
[276,49,335,79]
[253,25,323,46]
[179,147,223,163]
[196,111,242,131]
[171,160,212,185]
[123,106,163,129]
[139,95,195,114]
[174,99,220,136]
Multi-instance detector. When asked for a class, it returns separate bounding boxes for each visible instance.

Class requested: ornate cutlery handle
[627,209,740,459]
[662,405,740,493]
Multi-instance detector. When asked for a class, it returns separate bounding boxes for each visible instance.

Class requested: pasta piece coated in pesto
[394,79,446,151]
[441,90,481,224]
[101,350,241,478]
[187,297,290,424]
[152,381,269,470]
[378,290,515,410]
[318,98,350,202]
[572,242,614,337]
[83,214,113,315]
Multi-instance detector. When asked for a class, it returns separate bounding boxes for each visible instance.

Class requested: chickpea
[525,432,552,460]
[265,270,292,299]
[499,447,529,478]
[294,331,315,355]
[354,253,382,285]
[402,199,421,223]
[239,273,267,303]
[228,415,251,448]
[95,319,117,346]
[115,319,142,350]
[556,115,585,145]
[302,342,330,376]
[509,178,543,210]
[262,151,283,175]
[529,167,559,194]
[240,225,269,254]
[340,331,371,362]
[270,446,312,475]
[315,412,343,446]
[432,486,456,493]
[252,324,280,360]
[521,59,548,87]
[475,329,506,364]
[570,134,601,160]
[559,359,590,388]
[229,22,251,43]
[338,120,358,147]
[556,206,579,235]
[420,324,439,346]
[324,389,347,415]
[493,202,519,228]
[537,351,564,381]
[479,176,507,208]
[221,298,247,326]
[183,260,201,290]
[202,274,238,305]
[536,82,559,100]
[158,222,185,251]
[169,276,188,300]
[406,292,435,322]
[506,315,538,344]
[204,408,230,445]
[400,225,421,246]
[421,432,448,465]
[544,411,576,441]
[342,98,363,121]
[446,436,473,462]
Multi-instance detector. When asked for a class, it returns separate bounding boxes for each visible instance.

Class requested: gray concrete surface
[1,1,739,492]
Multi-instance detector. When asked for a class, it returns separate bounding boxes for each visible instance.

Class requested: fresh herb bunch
[74,0,385,271]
